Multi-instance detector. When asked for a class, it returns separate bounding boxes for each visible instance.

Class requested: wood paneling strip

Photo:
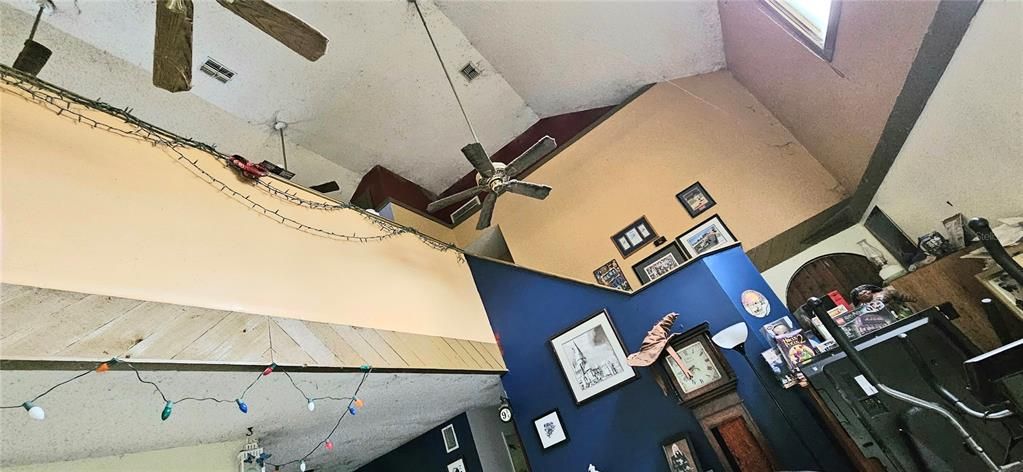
[273,318,341,366]
[1,295,144,357]
[353,327,407,368]
[1,284,500,372]
[303,321,364,367]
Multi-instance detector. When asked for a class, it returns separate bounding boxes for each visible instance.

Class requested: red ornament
[228,155,268,180]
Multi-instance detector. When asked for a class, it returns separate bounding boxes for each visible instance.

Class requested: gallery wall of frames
[467,246,854,472]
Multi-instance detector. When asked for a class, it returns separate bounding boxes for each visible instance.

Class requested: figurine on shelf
[850,284,917,317]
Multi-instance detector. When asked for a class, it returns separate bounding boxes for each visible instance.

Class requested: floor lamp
[711,322,829,470]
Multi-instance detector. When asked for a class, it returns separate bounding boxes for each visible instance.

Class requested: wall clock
[660,323,737,407]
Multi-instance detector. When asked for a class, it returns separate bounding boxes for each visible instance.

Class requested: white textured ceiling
[1,0,724,193]
[436,1,726,117]
[0,368,503,471]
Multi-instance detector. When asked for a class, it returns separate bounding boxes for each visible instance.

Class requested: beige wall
[871,0,1023,238]
[1,440,245,472]
[0,83,495,343]
[719,0,938,190]
[454,72,845,288]
[387,202,458,246]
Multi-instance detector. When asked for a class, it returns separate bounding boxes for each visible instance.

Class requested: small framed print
[632,243,688,285]
[447,458,466,472]
[532,409,569,450]
[593,259,632,291]
[676,182,716,218]
[550,310,637,404]
[441,424,459,453]
[612,216,658,258]
[676,215,736,257]
[662,433,702,472]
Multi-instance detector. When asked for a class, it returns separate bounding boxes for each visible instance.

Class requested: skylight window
[762,0,841,61]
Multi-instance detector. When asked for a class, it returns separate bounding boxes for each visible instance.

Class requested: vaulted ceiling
[1,0,724,195]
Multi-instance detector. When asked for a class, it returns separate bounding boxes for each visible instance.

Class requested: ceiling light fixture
[13,3,53,76]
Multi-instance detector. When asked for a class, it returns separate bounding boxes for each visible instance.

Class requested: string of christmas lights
[0,357,372,471]
[0,65,462,258]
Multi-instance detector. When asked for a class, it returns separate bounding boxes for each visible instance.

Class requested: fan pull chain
[411,0,479,144]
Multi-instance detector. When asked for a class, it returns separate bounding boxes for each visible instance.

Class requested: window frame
[760,0,843,61]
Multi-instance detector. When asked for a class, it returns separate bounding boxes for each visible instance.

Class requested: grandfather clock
[659,323,778,472]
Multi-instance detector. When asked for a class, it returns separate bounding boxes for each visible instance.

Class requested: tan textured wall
[388,203,458,245]
[455,72,845,288]
[719,0,938,190]
[0,84,495,343]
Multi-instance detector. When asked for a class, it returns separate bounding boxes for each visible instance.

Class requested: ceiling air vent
[450,196,482,225]
[459,63,481,82]
[199,57,235,83]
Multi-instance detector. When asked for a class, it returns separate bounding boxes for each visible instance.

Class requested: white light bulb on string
[307,400,315,412]
[261,466,266,472]
[300,460,307,471]
[22,402,44,421]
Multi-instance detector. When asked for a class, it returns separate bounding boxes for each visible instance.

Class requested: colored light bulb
[161,401,173,421]
[325,440,333,451]
[262,362,277,376]
[307,400,315,412]
[236,399,248,413]
[359,364,371,372]
[354,398,364,408]
[300,460,306,472]
[22,401,44,421]
[348,405,357,416]
[96,362,110,373]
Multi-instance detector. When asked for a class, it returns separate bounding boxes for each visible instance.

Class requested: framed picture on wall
[441,424,459,453]
[676,215,736,257]
[594,259,633,291]
[662,433,702,472]
[532,409,569,450]
[446,458,466,472]
[550,310,637,404]
[611,216,658,258]
[632,243,688,285]
[676,182,716,218]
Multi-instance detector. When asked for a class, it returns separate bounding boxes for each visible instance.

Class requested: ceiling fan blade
[461,142,495,178]
[153,0,193,92]
[476,192,497,230]
[503,180,552,200]
[505,135,556,178]
[216,0,328,61]
[426,185,486,213]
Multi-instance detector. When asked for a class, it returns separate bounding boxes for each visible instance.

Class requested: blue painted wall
[467,246,852,472]
[358,413,481,472]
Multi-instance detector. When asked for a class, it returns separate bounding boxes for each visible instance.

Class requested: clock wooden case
[660,322,737,407]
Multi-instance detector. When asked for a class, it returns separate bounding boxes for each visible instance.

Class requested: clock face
[666,341,723,394]
[499,406,513,423]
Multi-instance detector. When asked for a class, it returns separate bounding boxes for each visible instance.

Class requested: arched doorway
[785,253,882,311]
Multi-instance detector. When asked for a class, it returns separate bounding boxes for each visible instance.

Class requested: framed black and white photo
[446,458,466,472]
[611,216,658,258]
[550,310,637,404]
[676,215,736,257]
[441,424,459,453]
[532,409,569,450]
[593,259,632,291]
[662,434,702,472]
[676,182,716,218]
[632,243,688,285]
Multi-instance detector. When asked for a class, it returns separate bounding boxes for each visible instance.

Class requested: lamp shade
[712,322,749,350]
